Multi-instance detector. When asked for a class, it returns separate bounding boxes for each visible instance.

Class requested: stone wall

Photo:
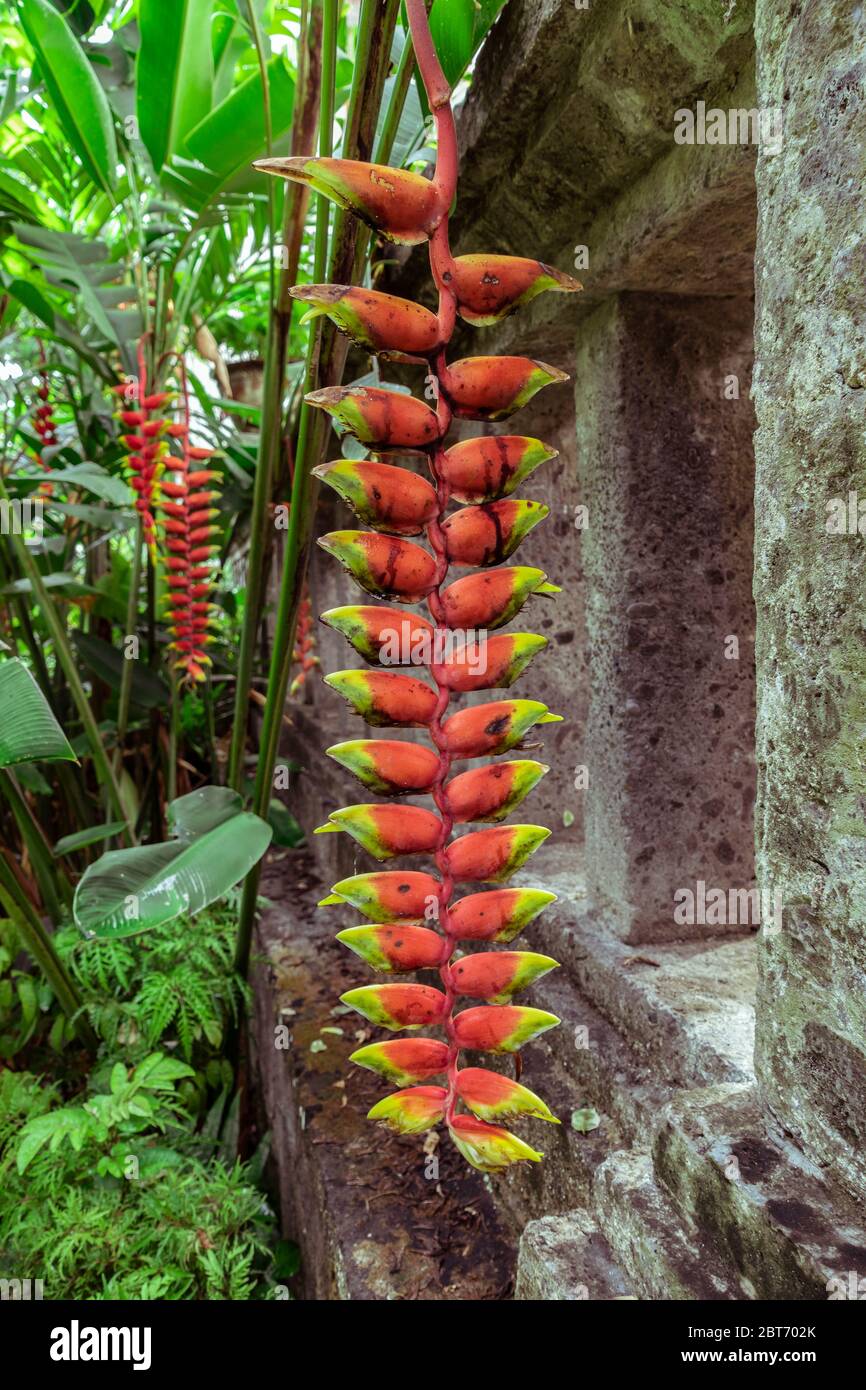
[752,0,866,1205]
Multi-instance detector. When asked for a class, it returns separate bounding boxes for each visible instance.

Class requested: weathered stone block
[576,292,757,941]
[752,0,866,1201]
[515,1211,633,1300]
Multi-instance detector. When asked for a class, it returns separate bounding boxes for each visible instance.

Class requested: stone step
[592,1150,746,1300]
[652,1084,866,1301]
[493,966,669,1229]
[515,1211,635,1300]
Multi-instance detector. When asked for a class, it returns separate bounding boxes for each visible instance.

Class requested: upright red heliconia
[257,0,580,1173]
[112,337,172,557]
[156,361,223,684]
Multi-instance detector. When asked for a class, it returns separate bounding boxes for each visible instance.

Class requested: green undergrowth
[0,903,295,1300]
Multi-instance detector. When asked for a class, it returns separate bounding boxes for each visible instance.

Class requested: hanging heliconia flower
[256,0,580,1173]
[111,338,172,556]
[156,363,222,684]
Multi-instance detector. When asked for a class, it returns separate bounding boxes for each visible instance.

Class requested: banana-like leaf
[53,822,127,857]
[73,795,273,938]
[0,659,76,768]
[13,463,130,507]
[136,0,214,174]
[11,225,127,346]
[181,55,295,199]
[166,785,243,838]
[18,0,118,194]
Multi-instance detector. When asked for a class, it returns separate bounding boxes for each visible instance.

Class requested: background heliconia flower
[156,359,222,684]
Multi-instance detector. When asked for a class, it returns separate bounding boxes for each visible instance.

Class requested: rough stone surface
[514,845,757,1085]
[654,1085,866,1300]
[593,1149,742,1299]
[576,293,757,941]
[515,1212,633,1300]
[752,0,866,1202]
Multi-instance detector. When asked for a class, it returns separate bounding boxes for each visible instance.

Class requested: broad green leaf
[136,0,215,173]
[72,633,169,711]
[2,573,100,600]
[17,0,117,194]
[73,806,272,938]
[418,0,508,109]
[167,786,244,839]
[267,799,304,848]
[184,54,295,193]
[53,822,128,857]
[21,463,129,507]
[0,659,76,768]
[44,500,135,531]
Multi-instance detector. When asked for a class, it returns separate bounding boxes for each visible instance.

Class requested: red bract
[265,0,576,1173]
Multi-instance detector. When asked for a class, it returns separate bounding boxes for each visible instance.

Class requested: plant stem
[168,669,179,803]
[0,852,94,1044]
[373,23,417,165]
[0,769,71,920]
[232,0,341,977]
[114,518,143,782]
[226,0,325,791]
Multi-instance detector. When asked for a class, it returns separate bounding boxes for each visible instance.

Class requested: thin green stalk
[168,668,179,803]
[227,0,325,791]
[0,853,94,1044]
[373,18,417,164]
[114,518,143,781]
[0,477,130,839]
[204,672,218,785]
[1,770,70,920]
[234,0,400,981]
[233,0,341,975]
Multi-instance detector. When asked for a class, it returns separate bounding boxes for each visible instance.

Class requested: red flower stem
[407,0,462,1126]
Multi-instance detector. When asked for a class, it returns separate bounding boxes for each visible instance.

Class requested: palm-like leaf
[73,790,272,939]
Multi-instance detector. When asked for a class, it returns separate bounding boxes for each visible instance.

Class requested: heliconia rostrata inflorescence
[113,343,223,685]
[257,0,581,1173]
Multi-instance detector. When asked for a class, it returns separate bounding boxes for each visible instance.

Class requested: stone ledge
[653,1085,866,1300]
[514,845,757,1087]
[515,1211,634,1300]
[592,1149,744,1299]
